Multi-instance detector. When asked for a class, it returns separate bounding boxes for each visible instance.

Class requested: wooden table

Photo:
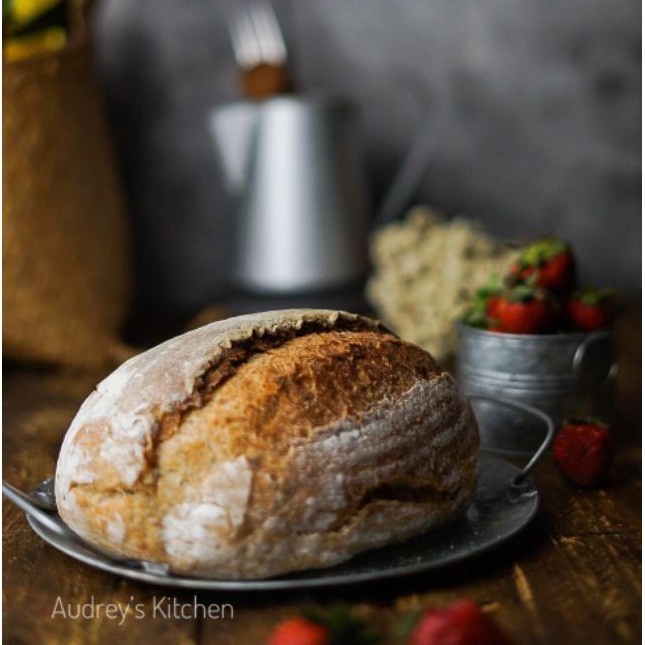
[3,311,641,644]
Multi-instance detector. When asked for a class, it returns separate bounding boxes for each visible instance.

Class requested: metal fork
[227,0,291,97]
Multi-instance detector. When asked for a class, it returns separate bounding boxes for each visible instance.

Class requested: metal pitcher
[209,96,369,293]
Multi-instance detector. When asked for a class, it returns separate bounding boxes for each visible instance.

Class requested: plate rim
[26,453,539,591]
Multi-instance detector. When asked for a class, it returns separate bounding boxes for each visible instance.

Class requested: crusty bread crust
[55,309,479,579]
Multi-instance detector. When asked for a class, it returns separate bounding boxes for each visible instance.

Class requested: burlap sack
[3,40,133,367]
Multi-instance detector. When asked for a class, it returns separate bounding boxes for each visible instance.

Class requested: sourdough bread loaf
[55,309,479,579]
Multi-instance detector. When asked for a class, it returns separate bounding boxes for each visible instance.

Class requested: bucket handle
[466,394,555,486]
[572,332,618,385]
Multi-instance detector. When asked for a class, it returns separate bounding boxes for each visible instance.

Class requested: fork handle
[2,481,71,539]
[241,62,292,99]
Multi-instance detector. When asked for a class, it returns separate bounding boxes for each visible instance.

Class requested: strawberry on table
[268,618,329,645]
[409,599,512,645]
[488,284,556,334]
[268,607,376,645]
[566,287,616,331]
[552,419,614,487]
[510,237,577,294]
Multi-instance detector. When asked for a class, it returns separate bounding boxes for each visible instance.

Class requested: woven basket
[3,39,132,367]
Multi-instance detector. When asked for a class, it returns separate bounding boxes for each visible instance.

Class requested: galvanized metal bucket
[457,323,617,454]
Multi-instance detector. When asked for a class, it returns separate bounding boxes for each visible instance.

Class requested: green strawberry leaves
[302,605,380,645]
[519,237,570,268]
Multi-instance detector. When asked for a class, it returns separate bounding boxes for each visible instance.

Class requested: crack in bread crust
[154,320,391,447]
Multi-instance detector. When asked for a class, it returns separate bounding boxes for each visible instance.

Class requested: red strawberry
[486,295,503,320]
[268,618,329,645]
[552,419,614,487]
[409,600,511,645]
[489,284,556,334]
[510,238,576,293]
[566,288,616,331]
[462,282,503,330]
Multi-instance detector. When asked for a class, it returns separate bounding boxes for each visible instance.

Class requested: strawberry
[486,294,503,321]
[268,618,329,645]
[489,284,556,334]
[552,419,614,487]
[461,281,504,330]
[566,287,616,331]
[510,238,576,293]
[268,607,376,645]
[409,600,511,645]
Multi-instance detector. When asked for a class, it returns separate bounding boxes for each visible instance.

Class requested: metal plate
[26,453,538,590]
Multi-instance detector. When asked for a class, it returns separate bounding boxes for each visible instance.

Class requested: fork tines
[228,0,288,69]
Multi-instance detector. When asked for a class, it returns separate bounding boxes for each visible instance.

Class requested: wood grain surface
[3,309,641,644]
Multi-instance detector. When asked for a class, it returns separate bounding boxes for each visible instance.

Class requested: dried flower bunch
[366,206,517,361]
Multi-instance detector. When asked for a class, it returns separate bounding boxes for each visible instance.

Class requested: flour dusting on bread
[162,457,253,565]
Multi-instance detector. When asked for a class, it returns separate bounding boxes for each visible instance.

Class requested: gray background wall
[94,0,641,312]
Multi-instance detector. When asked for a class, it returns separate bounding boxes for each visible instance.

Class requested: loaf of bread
[55,309,479,579]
